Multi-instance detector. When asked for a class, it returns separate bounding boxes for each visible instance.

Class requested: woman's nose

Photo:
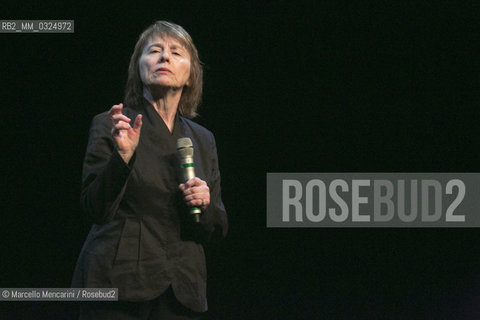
[159,50,170,62]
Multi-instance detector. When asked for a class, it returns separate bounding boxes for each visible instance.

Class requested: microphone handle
[181,161,202,223]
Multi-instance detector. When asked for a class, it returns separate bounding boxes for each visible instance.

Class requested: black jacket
[71,100,228,312]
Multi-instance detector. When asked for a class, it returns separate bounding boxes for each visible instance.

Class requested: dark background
[1,1,479,319]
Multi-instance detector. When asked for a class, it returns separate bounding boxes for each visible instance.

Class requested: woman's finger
[114,121,133,131]
[111,114,131,124]
[109,103,123,116]
[185,177,207,188]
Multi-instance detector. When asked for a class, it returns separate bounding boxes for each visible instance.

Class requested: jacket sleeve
[80,113,135,225]
[200,132,228,237]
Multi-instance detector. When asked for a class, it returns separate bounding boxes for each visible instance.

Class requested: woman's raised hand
[109,103,142,163]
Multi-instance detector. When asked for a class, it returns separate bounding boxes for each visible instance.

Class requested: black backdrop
[1,1,479,319]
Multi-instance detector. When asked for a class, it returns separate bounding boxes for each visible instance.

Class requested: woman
[72,21,228,319]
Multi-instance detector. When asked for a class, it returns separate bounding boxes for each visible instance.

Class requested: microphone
[177,137,202,223]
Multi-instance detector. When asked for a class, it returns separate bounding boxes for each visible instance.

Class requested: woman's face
[139,35,191,90]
